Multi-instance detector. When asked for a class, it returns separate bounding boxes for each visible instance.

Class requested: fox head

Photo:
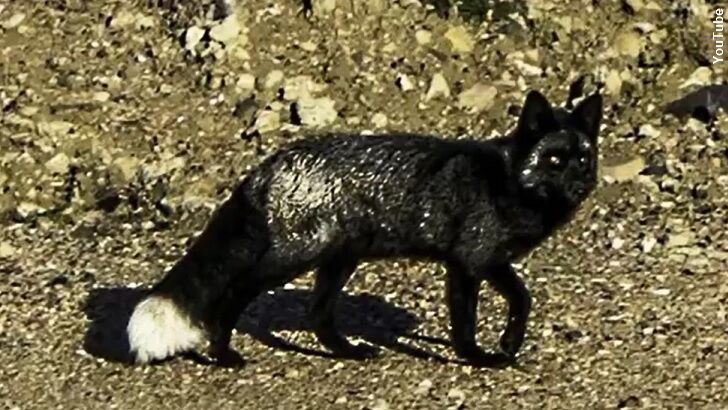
[510,90,603,209]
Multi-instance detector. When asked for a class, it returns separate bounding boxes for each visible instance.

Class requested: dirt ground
[1,0,726,409]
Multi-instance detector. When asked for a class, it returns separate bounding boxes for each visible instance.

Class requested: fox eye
[548,155,563,167]
[579,156,589,165]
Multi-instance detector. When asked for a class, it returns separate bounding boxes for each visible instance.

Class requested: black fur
[140,90,603,367]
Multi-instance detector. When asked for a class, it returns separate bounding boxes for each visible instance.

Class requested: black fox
[127,90,603,367]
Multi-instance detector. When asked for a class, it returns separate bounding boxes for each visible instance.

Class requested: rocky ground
[0,0,726,408]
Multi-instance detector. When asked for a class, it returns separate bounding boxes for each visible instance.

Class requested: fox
[127,90,603,367]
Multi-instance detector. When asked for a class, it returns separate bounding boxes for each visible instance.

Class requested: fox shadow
[82,286,454,365]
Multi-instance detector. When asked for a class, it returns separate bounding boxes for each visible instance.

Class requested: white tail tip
[127,295,204,363]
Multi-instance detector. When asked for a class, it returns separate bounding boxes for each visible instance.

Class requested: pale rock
[109,10,135,28]
[0,242,15,258]
[624,0,644,12]
[457,83,498,112]
[602,156,645,183]
[641,235,657,253]
[372,113,388,128]
[444,25,474,53]
[297,97,338,127]
[382,42,397,54]
[651,288,671,296]
[318,0,337,13]
[644,1,661,11]
[447,388,466,408]
[396,73,415,92]
[93,91,111,103]
[264,70,285,89]
[425,73,450,101]
[17,202,42,219]
[135,14,156,30]
[634,22,655,33]
[45,152,71,174]
[680,67,712,88]
[667,232,694,248]
[638,123,660,138]
[236,73,256,93]
[367,0,387,12]
[415,379,434,395]
[371,399,389,410]
[513,60,543,77]
[37,121,75,139]
[112,156,140,182]
[615,30,642,58]
[605,69,622,96]
[299,41,317,52]
[253,110,281,133]
[210,15,241,45]
[415,29,432,45]
[611,237,625,250]
[3,13,25,29]
[185,26,206,51]
[283,76,326,101]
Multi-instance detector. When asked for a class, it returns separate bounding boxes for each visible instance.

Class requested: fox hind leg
[308,255,378,359]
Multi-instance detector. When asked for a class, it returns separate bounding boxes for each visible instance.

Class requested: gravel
[0,0,726,409]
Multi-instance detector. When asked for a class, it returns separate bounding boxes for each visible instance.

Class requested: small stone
[415,29,432,45]
[297,97,338,127]
[184,26,205,51]
[135,14,156,30]
[602,156,645,183]
[37,121,75,140]
[681,67,712,88]
[371,399,389,410]
[415,379,434,395]
[299,40,317,52]
[457,83,498,112]
[445,25,475,53]
[667,232,694,248]
[3,13,25,29]
[253,110,281,133]
[372,113,388,128]
[605,69,623,96]
[236,73,256,93]
[109,10,135,28]
[638,124,660,138]
[283,76,326,101]
[264,70,284,89]
[651,288,671,296]
[615,30,642,58]
[93,91,111,103]
[112,156,140,182]
[395,73,415,92]
[45,152,71,174]
[210,15,241,45]
[334,396,347,404]
[447,388,466,408]
[16,202,42,219]
[0,242,16,258]
[159,84,174,95]
[611,237,625,250]
[641,235,657,253]
[425,73,450,101]
[625,0,645,12]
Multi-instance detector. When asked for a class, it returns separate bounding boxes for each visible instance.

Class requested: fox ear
[570,93,603,141]
[515,90,557,143]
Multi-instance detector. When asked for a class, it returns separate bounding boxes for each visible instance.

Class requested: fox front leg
[446,263,512,367]
[484,264,532,359]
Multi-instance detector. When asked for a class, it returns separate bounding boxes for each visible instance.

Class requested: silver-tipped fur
[127,295,204,363]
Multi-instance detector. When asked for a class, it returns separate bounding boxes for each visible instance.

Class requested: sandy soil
[0,0,726,408]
